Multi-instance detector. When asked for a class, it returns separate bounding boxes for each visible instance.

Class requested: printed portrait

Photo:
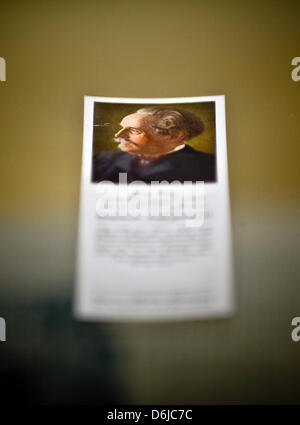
[92,102,217,184]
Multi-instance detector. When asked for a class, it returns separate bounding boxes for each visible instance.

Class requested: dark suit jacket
[92,145,216,183]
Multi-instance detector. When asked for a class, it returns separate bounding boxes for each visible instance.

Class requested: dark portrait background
[0,0,300,405]
[93,102,216,154]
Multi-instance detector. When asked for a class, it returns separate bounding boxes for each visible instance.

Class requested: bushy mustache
[114,137,137,145]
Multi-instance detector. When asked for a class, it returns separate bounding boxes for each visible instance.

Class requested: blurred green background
[0,0,300,404]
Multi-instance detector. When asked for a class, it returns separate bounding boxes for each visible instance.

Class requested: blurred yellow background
[0,0,299,213]
[0,0,299,404]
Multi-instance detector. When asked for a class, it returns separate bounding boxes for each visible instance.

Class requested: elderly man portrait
[92,107,216,183]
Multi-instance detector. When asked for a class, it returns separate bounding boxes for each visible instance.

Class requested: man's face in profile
[114,113,185,156]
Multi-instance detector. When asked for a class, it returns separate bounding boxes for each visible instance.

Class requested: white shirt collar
[164,144,186,155]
